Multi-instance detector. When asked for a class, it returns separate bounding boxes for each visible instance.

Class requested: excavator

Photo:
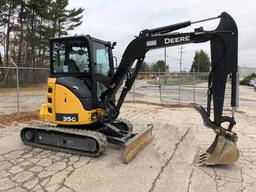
[21,12,239,165]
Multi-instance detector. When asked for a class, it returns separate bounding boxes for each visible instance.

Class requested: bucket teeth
[199,152,210,159]
[199,135,239,166]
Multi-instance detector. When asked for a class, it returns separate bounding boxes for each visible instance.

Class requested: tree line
[0,0,211,73]
[140,60,168,72]
[0,0,84,67]
[140,50,211,73]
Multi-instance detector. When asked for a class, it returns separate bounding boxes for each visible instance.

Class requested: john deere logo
[164,36,190,45]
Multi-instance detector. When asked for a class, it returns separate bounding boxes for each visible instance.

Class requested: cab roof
[50,35,111,46]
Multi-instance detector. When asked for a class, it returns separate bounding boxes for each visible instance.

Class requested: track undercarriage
[21,119,153,163]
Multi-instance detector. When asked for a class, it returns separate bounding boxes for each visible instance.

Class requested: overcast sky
[67,0,256,71]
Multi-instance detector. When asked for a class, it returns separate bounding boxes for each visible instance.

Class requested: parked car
[249,78,256,86]
[249,78,256,91]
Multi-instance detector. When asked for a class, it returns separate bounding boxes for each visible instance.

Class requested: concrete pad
[0,103,255,192]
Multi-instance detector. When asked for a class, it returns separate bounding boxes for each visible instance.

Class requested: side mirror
[111,42,117,49]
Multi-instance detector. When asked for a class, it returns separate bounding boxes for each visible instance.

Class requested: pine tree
[0,0,84,68]
[49,0,84,37]
[3,0,17,66]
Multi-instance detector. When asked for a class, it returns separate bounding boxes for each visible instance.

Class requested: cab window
[52,40,90,73]
[93,42,112,98]
[93,42,111,76]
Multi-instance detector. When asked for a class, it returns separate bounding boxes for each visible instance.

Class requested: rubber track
[21,123,108,157]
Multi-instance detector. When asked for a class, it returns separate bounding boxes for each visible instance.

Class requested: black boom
[102,12,238,129]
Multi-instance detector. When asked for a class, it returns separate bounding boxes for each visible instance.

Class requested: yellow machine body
[40,78,105,125]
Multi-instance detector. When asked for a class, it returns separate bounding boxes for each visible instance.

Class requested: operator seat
[68,59,80,73]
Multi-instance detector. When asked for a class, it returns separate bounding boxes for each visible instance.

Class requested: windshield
[52,40,90,73]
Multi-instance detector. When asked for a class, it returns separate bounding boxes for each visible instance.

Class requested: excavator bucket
[194,104,239,166]
[199,135,239,166]
[121,125,153,163]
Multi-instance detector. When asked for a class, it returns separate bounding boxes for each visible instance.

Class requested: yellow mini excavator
[21,12,239,165]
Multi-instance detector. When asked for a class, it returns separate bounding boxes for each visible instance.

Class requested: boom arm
[101,12,238,128]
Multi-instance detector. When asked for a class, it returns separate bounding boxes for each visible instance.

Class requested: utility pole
[178,47,185,104]
[164,47,167,71]
[164,47,167,84]
[178,47,185,72]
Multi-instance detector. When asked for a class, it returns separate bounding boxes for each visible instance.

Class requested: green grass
[147,79,207,86]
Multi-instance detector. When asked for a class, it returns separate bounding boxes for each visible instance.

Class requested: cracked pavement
[0,100,256,192]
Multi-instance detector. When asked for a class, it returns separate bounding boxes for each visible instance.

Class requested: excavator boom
[101,12,239,165]
[102,12,238,126]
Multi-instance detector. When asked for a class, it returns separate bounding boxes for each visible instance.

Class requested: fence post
[154,72,157,85]
[178,72,181,104]
[15,65,20,115]
[193,69,196,103]
[10,59,20,115]
[158,70,162,103]
[16,67,20,114]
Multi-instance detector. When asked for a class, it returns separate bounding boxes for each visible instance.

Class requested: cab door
[92,41,114,100]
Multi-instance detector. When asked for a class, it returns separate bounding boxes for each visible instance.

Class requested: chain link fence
[126,71,235,109]
[0,66,237,115]
[0,66,49,115]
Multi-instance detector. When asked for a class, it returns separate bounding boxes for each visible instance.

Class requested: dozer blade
[199,135,239,166]
[121,125,153,163]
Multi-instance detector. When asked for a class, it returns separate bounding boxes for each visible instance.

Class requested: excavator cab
[39,36,115,125]
[24,36,153,163]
